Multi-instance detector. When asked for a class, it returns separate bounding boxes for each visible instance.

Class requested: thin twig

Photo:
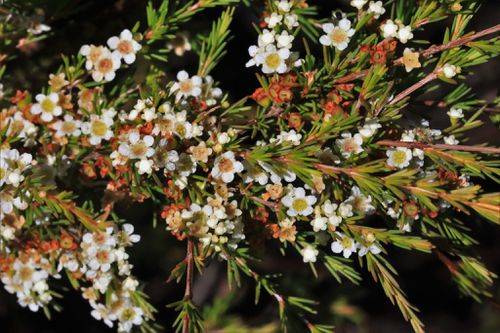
[182,239,194,333]
[387,72,438,107]
[376,140,500,154]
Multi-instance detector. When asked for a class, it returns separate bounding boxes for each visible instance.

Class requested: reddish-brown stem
[336,24,500,83]
[388,72,438,107]
[376,140,500,154]
[182,239,194,333]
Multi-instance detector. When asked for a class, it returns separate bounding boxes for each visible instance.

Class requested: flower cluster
[1,1,499,332]
[246,1,300,73]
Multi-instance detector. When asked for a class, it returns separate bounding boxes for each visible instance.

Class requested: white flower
[91,303,116,328]
[118,131,155,160]
[0,149,32,187]
[217,132,231,144]
[53,115,81,137]
[276,30,294,49]
[331,232,357,258]
[322,200,342,227]
[265,12,283,28]
[81,114,115,145]
[444,135,459,145]
[90,48,121,82]
[281,187,317,217]
[338,202,353,218]
[336,132,364,158]
[171,70,202,101]
[258,29,275,47]
[311,216,328,232]
[107,29,141,64]
[367,1,386,18]
[271,130,302,145]
[257,44,290,74]
[30,93,62,122]
[350,0,368,10]
[117,304,143,332]
[284,14,299,29]
[397,25,413,44]
[387,147,413,168]
[276,0,292,13]
[28,23,51,35]
[346,186,375,214]
[442,63,459,78]
[301,245,319,263]
[380,20,398,38]
[447,107,464,119]
[358,119,381,138]
[319,19,355,51]
[211,151,244,183]
[135,159,154,174]
[358,242,382,256]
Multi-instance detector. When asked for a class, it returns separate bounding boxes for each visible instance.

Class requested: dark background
[1,1,499,332]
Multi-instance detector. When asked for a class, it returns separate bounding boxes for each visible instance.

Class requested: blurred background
[1,1,499,332]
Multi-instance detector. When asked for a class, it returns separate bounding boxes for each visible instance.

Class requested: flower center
[265,53,281,69]
[96,250,110,264]
[97,58,113,73]
[343,138,357,152]
[218,158,234,173]
[89,47,103,63]
[292,198,308,212]
[19,266,34,282]
[61,121,76,133]
[0,167,6,180]
[91,120,108,137]
[330,28,348,44]
[130,142,147,157]
[392,150,407,164]
[41,98,56,113]
[117,40,133,54]
[341,237,353,248]
[179,80,193,93]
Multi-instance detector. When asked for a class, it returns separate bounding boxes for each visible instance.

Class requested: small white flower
[81,112,115,145]
[276,0,292,13]
[301,245,319,263]
[276,30,294,49]
[311,216,328,232]
[107,29,141,64]
[350,0,368,10]
[30,93,62,122]
[118,131,155,160]
[380,20,398,39]
[53,114,81,137]
[367,1,386,19]
[387,147,413,168]
[338,202,353,218]
[265,12,283,28]
[284,14,299,29]
[444,135,459,145]
[211,151,244,183]
[90,48,121,82]
[442,63,459,78]
[447,107,464,119]
[281,187,317,217]
[217,132,231,144]
[257,44,290,74]
[336,132,364,158]
[135,159,154,174]
[346,186,375,215]
[170,70,202,101]
[397,25,413,44]
[319,19,355,51]
[258,29,275,47]
[28,23,51,35]
[358,119,381,138]
[331,232,357,258]
[358,242,382,256]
